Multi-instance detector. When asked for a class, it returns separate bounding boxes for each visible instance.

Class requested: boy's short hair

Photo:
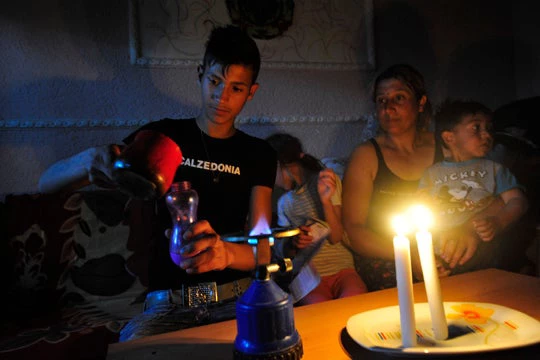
[435,99,493,147]
[202,25,261,84]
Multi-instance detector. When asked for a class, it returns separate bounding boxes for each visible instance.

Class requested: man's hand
[170,220,232,274]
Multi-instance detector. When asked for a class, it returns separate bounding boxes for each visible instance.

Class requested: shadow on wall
[373,1,437,88]
[489,97,540,273]
[238,114,377,162]
[1,0,200,121]
[443,39,515,109]
[513,39,540,99]
[8,76,199,121]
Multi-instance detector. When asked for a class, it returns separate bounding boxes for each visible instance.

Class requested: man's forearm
[38,148,95,193]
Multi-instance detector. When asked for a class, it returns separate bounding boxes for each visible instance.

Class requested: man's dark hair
[435,99,493,148]
[202,25,261,84]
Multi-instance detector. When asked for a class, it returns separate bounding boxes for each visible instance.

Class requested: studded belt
[144,277,252,310]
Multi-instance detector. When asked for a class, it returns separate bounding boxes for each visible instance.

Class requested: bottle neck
[170,181,191,192]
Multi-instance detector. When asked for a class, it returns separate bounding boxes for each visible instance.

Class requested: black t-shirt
[124,118,277,288]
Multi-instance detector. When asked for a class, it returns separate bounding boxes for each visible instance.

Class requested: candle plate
[346,302,540,356]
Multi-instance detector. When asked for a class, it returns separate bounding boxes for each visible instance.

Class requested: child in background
[266,133,367,305]
[418,99,528,274]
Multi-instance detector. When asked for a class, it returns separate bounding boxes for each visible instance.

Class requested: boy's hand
[171,220,231,274]
[88,144,122,188]
[90,144,156,199]
[472,216,500,241]
[317,169,337,203]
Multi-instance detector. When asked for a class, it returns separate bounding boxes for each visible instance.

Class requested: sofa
[0,158,348,360]
[0,190,156,360]
[0,146,538,360]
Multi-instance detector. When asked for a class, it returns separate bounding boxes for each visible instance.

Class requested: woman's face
[374,78,426,134]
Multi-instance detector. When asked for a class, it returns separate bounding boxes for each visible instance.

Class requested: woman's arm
[342,143,396,260]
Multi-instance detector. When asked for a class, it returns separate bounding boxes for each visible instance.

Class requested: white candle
[416,229,448,340]
[392,216,417,347]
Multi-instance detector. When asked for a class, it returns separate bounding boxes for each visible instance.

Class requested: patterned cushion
[0,190,155,358]
[3,192,80,319]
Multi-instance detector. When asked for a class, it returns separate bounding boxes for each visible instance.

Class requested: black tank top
[366,137,443,239]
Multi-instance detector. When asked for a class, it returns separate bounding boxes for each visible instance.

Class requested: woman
[342,64,445,290]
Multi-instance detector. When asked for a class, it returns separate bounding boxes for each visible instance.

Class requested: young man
[39,25,277,338]
[418,99,528,274]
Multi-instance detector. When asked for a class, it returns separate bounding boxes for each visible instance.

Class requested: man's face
[198,62,259,126]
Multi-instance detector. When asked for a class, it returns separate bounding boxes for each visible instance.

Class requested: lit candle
[410,205,448,340]
[392,215,417,348]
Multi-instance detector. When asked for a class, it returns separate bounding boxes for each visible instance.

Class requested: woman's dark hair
[265,133,323,172]
[435,99,493,148]
[372,64,432,130]
[202,25,261,84]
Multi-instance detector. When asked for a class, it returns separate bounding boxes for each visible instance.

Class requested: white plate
[346,302,540,356]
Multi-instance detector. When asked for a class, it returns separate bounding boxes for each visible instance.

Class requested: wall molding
[0,115,373,129]
[129,0,375,71]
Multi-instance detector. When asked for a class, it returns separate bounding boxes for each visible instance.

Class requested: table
[107,269,540,359]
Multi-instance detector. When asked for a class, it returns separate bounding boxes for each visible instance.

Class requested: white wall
[1,0,537,197]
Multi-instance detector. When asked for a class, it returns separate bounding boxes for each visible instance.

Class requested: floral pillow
[0,191,155,358]
[3,192,80,319]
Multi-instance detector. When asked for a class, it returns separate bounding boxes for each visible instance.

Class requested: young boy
[418,99,528,274]
[39,25,277,338]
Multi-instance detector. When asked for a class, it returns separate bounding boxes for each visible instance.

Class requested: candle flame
[391,215,412,235]
[407,204,433,231]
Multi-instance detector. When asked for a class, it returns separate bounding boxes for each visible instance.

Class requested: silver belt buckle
[183,282,218,307]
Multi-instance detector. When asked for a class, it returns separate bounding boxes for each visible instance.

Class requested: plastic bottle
[165,181,199,266]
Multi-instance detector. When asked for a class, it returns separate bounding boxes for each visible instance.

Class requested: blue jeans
[119,289,237,342]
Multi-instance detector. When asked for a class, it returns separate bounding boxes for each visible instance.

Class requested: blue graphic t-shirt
[418,158,523,230]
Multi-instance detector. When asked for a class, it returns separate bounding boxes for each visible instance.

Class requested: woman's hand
[412,245,450,281]
[166,220,232,274]
[438,227,480,268]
